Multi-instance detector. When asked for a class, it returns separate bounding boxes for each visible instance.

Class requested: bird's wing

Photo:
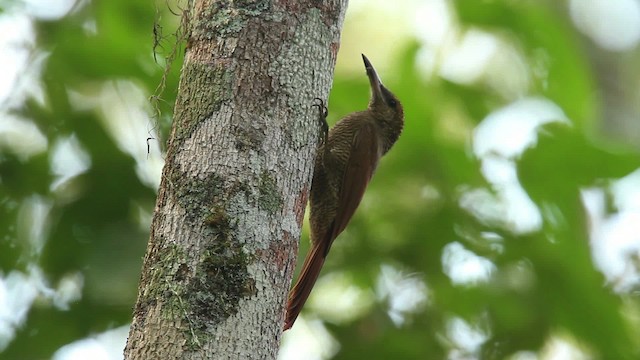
[328,121,381,248]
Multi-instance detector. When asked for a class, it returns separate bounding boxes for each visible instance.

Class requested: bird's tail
[284,244,326,330]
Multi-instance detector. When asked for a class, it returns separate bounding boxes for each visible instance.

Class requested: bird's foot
[311,97,329,145]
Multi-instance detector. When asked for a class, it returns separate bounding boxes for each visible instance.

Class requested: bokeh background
[1,0,640,359]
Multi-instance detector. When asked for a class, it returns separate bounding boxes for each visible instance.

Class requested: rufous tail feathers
[284,244,326,330]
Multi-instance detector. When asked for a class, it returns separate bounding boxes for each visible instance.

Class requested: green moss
[203,205,230,230]
[173,62,232,145]
[139,205,255,350]
[170,171,224,223]
[192,0,270,39]
[137,243,191,325]
[229,180,251,198]
[234,123,266,152]
[236,0,270,16]
[184,212,255,348]
[258,171,282,213]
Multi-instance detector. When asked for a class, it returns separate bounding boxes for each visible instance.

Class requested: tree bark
[124,1,347,359]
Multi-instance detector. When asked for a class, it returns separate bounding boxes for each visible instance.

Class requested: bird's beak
[362,54,384,104]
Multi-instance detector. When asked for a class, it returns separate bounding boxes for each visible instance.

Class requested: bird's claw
[311,97,329,144]
[312,97,328,118]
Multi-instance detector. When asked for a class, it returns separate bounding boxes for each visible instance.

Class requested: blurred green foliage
[1,0,639,359]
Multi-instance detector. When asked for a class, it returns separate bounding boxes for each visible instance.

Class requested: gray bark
[124,1,348,359]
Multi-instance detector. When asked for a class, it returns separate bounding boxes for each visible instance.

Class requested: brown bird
[284,54,404,330]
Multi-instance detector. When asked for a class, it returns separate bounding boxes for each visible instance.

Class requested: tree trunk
[124,1,347,359]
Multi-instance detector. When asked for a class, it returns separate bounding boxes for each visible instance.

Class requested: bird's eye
[381,87,398,108]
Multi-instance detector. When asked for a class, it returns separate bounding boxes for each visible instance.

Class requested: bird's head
[362,54,404,124]
[362,54,404,150]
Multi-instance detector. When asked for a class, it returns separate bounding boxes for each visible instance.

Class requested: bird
[284,54,404,330]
